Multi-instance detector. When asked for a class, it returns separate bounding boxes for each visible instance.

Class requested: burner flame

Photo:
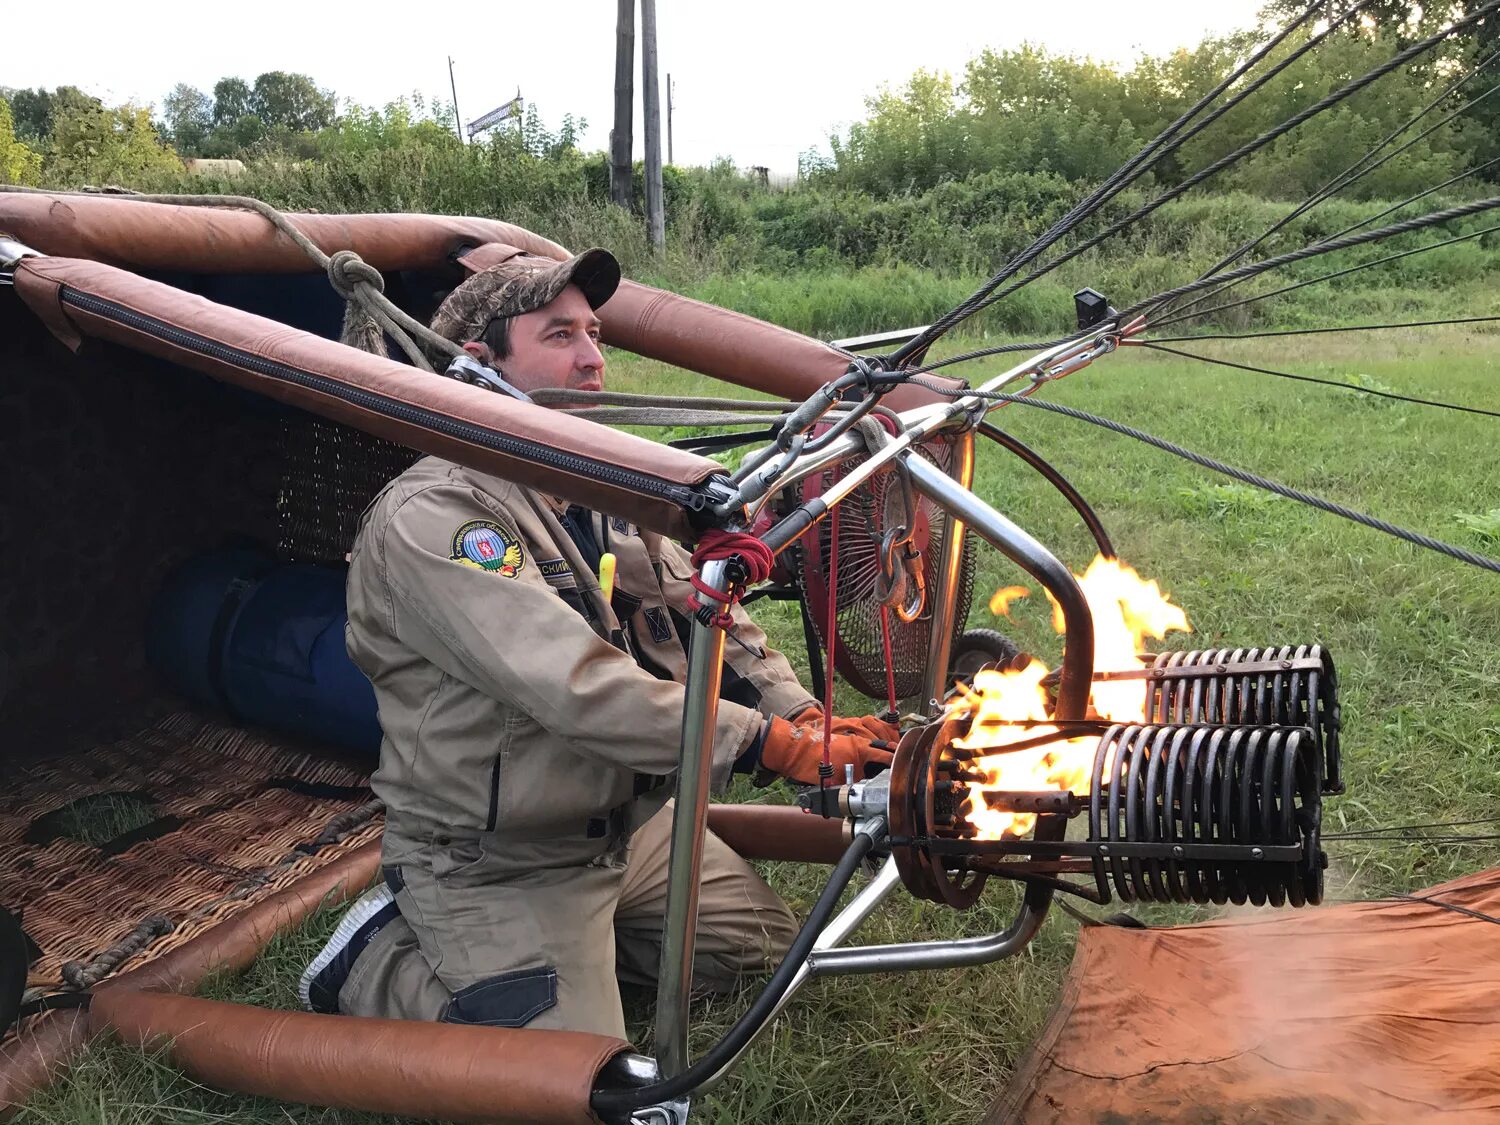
[947,555,1189,839]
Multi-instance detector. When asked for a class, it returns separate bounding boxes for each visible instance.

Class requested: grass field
[15,323,1500,1125]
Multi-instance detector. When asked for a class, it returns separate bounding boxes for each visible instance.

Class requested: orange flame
[946,555,1189,839]
[988,585,1031,617]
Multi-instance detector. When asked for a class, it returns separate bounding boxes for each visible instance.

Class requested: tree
[3,85,102,141]
[161,83,213,156]
[0,99,42,185]
[250,71,335,132]
[212,77,253,125]
[46,101,182,185]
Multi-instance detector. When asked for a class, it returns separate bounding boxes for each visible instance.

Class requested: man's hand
[793,706,900,747]
[759,716,894,786]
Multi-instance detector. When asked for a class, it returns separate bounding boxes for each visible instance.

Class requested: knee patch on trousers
[440,966,558,1028]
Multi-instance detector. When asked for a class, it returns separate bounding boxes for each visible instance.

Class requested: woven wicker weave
[0,712,380,999]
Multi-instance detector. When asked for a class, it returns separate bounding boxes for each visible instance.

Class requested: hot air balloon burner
[872,705,1328,910]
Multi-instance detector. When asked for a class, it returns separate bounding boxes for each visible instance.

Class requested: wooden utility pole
[448,57,465,145]
[641,0,665,250]
[610,0,635,208]
[667,73,674,166]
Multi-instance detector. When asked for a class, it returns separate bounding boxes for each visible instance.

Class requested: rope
[688,530,775,629]
[1139,343,1500,419]
[60,915,173,989]
[907,377,1500,575]
[821,472,841,787]
[944,1,1500,331]
[0,186,459,370]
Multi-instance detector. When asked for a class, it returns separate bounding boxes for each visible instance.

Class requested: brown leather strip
[0,1011,89,1118]
[90,991,627,1125]
[707,803,850,864]
[13,257,724,541]
[0,193,567,273]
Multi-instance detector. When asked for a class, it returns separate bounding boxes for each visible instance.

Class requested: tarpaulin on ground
[991,866,1500,1124]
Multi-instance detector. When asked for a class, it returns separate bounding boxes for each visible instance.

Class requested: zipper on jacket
[61,286,714,511]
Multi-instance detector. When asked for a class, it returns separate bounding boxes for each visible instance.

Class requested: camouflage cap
[430,247,621,346]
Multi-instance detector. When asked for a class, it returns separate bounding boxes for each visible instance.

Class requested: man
[301,246,895,1037]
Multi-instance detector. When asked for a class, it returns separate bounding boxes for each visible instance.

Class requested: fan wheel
[798,436,975,702]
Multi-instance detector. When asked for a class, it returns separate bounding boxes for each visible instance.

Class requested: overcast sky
[9,0,1267,173]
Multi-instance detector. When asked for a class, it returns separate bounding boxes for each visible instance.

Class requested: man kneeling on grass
[300,245,895,1034]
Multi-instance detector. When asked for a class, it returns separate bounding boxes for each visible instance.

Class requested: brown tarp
[992,866,1500,1124]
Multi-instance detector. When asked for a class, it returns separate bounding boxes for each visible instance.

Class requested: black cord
[590,827,880,1116]
[1144,315,1500,343]
[976,422,1116,557]
[1140,343,1500,419]
[908,378,1500,576]
[886,0,1342,364]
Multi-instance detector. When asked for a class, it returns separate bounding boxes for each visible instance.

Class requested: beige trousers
[339,802,797,1038]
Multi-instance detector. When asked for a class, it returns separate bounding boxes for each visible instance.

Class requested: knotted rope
[688,530,775,630]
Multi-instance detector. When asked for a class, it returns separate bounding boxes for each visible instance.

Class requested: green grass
[16,323,1500,1125]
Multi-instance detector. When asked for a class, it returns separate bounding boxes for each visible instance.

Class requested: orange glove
[793,706,900,747]
[760,716,895,785]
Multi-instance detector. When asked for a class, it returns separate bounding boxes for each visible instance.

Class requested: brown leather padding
[13,256,725,542]
[3,193,964,408]
[992,865,1500,1124]
[0,193,568,273]
[706,803,850,864]
[90,990,627,1125]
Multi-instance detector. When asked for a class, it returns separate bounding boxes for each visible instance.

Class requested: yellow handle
[598,552,617,602]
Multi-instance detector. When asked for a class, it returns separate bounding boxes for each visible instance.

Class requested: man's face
[463,283,605,397]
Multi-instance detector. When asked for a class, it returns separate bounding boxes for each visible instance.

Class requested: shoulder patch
[537,557,572,580]
[450,519,525,577]
[610,516,632,535]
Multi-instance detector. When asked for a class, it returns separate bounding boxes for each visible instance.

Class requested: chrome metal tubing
[806,876,1053,976]
[920,430,974,710]
[694,857,903,1094]
[654,560,732,1078]
[904,455,1094,721]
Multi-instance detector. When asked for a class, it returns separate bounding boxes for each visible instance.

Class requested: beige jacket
[346,456,814,863]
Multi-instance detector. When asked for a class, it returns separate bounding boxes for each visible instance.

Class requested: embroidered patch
[610,516,631,535]
[643,606,674,644]
[537,557,572,580]
[450,520,525,577]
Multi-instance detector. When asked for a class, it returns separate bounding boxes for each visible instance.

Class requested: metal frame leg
[654,559,731,1077]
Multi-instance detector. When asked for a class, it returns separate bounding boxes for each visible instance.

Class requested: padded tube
[707,804,850,864]
[14,256,724,542]
[2,194,964,407]
[0,193,568,273]
[90,990,627,1125]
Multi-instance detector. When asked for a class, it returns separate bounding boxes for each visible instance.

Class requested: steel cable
[1139,343,1500,418]
[887,0,1342,365]
[1120,196,1500,323]
[906,378,1500,575]
[1182,46,1500,290]
[924,2,1500,337]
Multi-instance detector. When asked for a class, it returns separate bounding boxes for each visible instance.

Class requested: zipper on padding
[61,286,711,510]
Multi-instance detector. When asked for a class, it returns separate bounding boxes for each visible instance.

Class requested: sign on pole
[467,95,524,139]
